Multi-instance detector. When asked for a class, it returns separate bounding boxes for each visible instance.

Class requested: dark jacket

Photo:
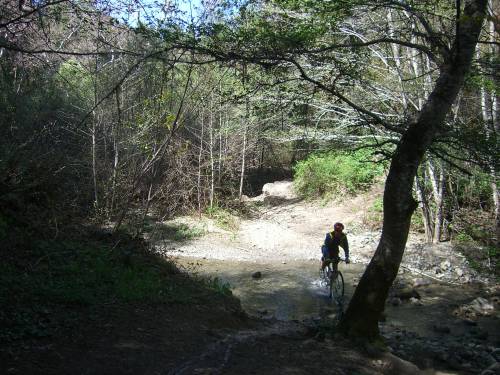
[324,231,349,259]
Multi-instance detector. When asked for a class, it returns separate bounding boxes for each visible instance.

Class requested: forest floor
[2,182,499,375]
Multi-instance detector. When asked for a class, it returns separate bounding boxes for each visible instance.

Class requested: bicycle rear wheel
[329,270,344,302]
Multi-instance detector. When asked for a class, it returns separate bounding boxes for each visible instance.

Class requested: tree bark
[197,110,205,216]
[209,95,215,210]
[338,0,487,340]
[415,172,433,242]
[484,3,500,245]
[427,160,446,242]
[239,123,247,200]
[91,117,99,209]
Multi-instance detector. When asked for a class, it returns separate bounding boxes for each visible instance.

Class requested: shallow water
[176,257,500,344]
[176,257,365,320]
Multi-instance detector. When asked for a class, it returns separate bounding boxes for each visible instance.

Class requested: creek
[174,256,500,374]
[178,258,361,320]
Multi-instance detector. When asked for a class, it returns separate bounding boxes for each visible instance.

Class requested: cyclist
[321,222,350,272]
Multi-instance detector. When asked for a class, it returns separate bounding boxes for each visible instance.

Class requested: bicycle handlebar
[323,256,350,264]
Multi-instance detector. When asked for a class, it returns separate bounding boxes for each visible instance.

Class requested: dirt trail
[151,181,499,375]
[156,181,384,263]
[155,181,487,286]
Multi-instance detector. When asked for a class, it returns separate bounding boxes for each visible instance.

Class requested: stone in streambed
[433,324,451,334]
[390,297,402,306]
[394,288,421,300]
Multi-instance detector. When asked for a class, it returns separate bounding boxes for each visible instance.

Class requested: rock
[454,297,496,319]
[456,268,464,277]
[409,297,423,306]
[440,260,451,271]
[394,288,421,300]
[433,350,449,362]
[470,297,495,315]
[463,319,478,326]
[476,330,489,341]
[300,338,317,349]
[412,278,432,288]
[262,181,296,199]
[481,362,500,375]
[251,271,262,279]
[380,352,423,374]
[491,348,500,362]
[447,357,464,370]
[433,324,451,334]
[193,368,216,374]
[390,297,402,306]
[314,332,325,342]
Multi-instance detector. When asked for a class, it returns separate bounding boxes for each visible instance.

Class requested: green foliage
[363,197,383,229]
[293,149,385,199]
[206,205,240,231]
[152,223,205,241]
[410,210,425,232]
[453,171,494,209]
[455,232,475,243]
[455,241,499,278]
[202,277,233,297]
[450,208,495,245]
[0,241,182,307]
[55,60,93,107]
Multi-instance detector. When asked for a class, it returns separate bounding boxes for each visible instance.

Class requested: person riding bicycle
[321,222,350,271]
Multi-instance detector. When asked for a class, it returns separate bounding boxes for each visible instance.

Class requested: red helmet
[334,222,344,231]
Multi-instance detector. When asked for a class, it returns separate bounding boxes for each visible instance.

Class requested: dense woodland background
[1,0,498,246]
[0,0,498,344]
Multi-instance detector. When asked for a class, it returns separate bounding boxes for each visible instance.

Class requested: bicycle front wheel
[329,271,344,301]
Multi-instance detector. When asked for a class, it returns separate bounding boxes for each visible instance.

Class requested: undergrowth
[148,222,205,241]
[206,204,239,231]
[454,239,499,278]
[0,231,239,345]
[293,149,385,199]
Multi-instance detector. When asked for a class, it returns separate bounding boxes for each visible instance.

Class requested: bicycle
[320,257,345,315]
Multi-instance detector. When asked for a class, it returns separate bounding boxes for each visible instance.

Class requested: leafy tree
[184,0,490,339]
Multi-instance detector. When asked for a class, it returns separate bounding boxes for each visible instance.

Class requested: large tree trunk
[338,0,487,340]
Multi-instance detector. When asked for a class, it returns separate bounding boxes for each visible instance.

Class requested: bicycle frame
[322,257,345,316]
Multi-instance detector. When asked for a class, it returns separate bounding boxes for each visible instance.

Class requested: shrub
[363,197,383,229]
[293,149,385,199]
[451,208,495,245]
[206,205,239,231]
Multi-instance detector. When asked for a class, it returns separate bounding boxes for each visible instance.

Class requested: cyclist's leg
[320,245,329,270]
[321,256,332,270]
[331,253,340,272]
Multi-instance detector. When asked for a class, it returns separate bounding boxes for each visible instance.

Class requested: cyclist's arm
[342,235,350,263]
